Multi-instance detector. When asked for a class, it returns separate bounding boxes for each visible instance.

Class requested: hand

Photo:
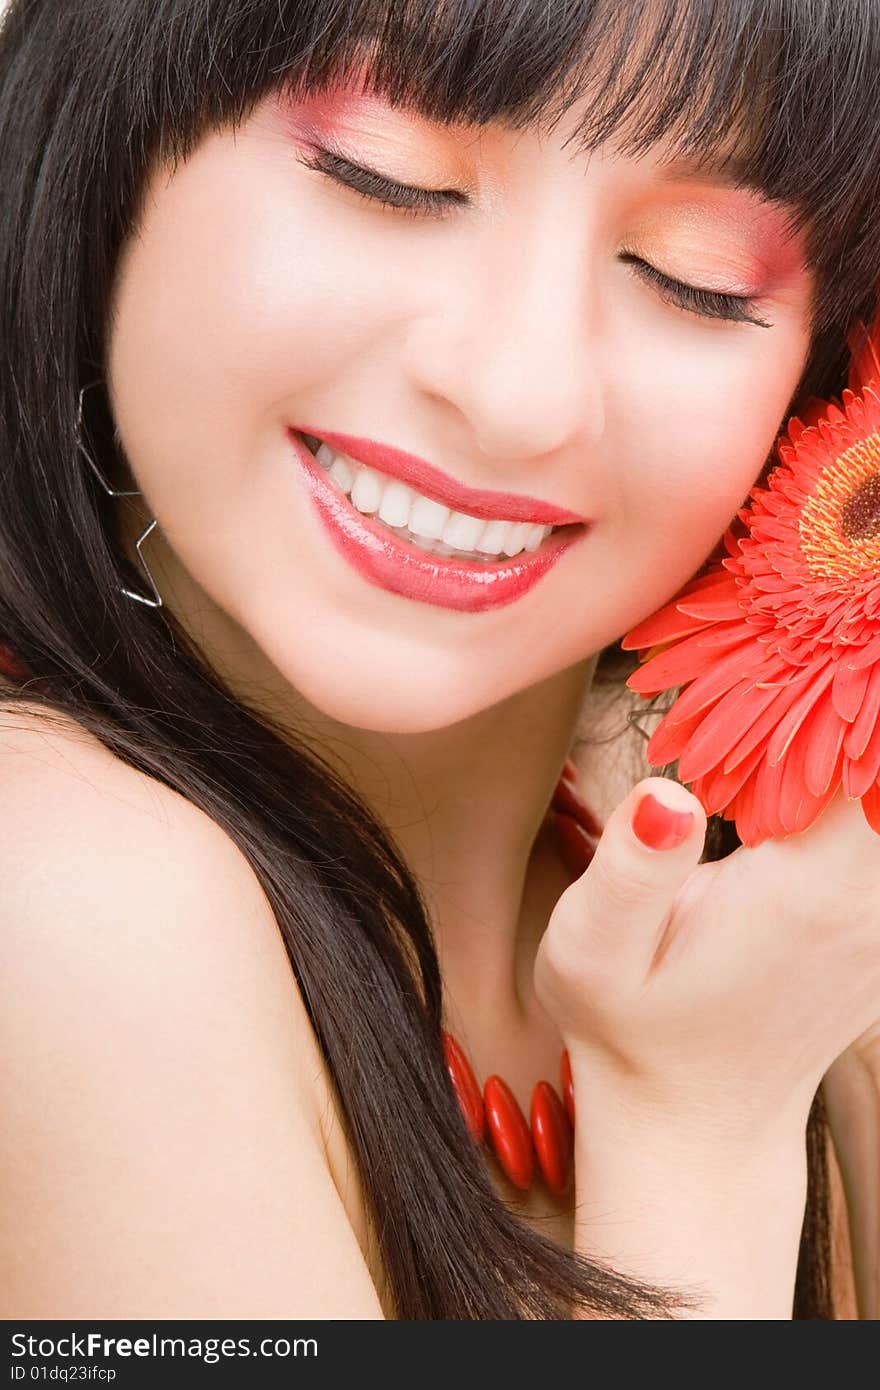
[533,776,880,1149]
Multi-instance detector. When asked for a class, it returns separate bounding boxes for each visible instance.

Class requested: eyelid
[298,143,468,215]
[619,252,772,329]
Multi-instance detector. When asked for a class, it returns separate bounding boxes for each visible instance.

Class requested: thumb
[551,776,707,989]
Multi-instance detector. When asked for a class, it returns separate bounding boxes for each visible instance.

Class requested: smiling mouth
[298,432,581,563]
[288,427,591,613]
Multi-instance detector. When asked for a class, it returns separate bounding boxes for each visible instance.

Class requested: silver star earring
[75,380,164,609]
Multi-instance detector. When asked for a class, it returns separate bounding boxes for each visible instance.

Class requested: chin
[258,630,524,735]
[291,666,501,734]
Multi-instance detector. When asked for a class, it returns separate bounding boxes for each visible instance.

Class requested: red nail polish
[631,792,693,850]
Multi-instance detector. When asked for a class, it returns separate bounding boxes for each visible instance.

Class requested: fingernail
[631,791,694,850]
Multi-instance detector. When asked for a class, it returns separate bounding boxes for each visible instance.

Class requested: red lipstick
[287,430,590,614]
[295,427,589,525]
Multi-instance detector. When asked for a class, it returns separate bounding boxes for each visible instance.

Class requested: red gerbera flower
[620,303,880,847]
[849,312,880,396]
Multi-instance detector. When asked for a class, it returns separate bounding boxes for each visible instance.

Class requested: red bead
[560,756,579,786]
[531,1081,573,1196]
[553,809,598,879]
[484,1075,534,1189]
[551,775,604,839]
[442,1031,485,1142]
[560,1048,575,1127]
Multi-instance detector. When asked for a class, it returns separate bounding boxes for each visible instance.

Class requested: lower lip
[287,430,590,613]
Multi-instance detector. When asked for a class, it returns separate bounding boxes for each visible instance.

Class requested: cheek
[620,325,802,536]
[106,130,405,508]
[583,317,807,633]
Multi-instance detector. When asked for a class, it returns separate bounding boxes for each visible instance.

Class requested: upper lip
[293,427,590,526]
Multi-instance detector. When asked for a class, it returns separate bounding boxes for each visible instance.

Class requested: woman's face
[106,70,814,733]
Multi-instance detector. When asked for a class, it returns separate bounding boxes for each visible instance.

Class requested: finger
[556,776,707,986]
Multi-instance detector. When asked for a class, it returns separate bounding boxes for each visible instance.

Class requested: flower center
[840,472,880,541]
[799,431,880,577]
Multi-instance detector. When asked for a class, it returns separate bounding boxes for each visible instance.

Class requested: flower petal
[859,780,880,835]
[675,591,746,622]
[782,730,843,834]
[748,752,785,840]
[639,634,770,719]
[831,658,873,723]
[844,707,880,798]
[644,700,721,766]
[803,692,848,798]
[625,621,749,692]
[694,740,766,815]
[720,670,812,774]
[843,661,880,760]
[765,661,836,767]
[676,676,784,783]
[620,571,740,650]
[848,314,880,395]
[778,730,813,833]
[844,631,880,671]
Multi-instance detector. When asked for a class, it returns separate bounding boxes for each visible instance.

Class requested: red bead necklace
[442,758,603,1198]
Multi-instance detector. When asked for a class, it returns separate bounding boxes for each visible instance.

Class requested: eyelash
[298,146,772,329]
[298,147,467,219]
[617,254,771,329]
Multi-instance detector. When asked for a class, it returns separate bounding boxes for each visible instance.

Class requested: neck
[116,504,600,1023]
[303,658,599,1021]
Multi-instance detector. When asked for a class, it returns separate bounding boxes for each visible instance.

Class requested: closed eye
[298,145,773,328]
[297,146,466,219]
[619,253,772,329]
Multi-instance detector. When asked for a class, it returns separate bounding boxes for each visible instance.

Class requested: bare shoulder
[0,700,296,988]
[0,701,386,1319]
[0,698,240,853]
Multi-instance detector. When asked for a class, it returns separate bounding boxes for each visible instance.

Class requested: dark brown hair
[2,0,877,1317]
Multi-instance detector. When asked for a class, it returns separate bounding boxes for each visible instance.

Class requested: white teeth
[306,435,555,559]
[350,464,384,514]
[474,518,511,556]
[442,510,485,551]
[377,479,414,528]
[502,520,537,556]
[408,495,450,540]
[328,455,356,493]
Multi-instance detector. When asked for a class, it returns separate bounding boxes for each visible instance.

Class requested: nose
[402,200,606,467]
